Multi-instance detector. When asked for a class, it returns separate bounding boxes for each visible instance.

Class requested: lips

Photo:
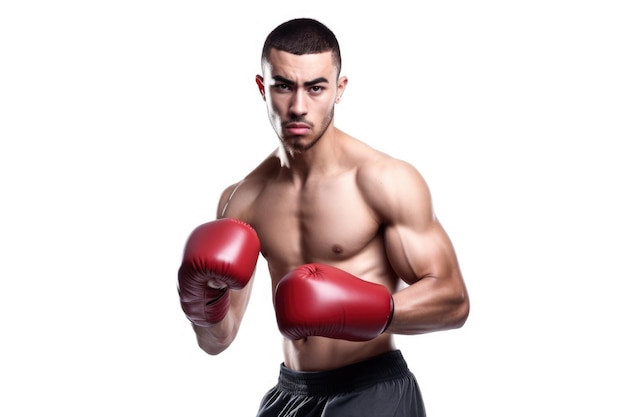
[285,123,311,135]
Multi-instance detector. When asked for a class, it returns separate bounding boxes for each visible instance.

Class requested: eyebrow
[272,75,329,87]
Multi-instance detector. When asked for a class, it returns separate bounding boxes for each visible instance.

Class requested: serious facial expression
[257,49,346,153]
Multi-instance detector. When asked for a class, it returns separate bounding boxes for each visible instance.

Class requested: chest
[251,175,381,268]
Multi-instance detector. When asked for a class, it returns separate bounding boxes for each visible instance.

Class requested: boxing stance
[178,18,469,417]
[178,222,393,341]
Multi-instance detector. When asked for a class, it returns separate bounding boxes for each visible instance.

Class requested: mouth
[284,122,311,136]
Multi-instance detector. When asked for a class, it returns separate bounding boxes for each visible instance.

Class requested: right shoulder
[217,149,281,222]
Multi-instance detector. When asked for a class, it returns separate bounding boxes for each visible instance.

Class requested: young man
[177,18,469,416]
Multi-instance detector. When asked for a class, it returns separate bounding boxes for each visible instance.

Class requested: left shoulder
[355,148,433,225]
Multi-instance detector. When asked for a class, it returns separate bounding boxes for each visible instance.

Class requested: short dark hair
[261,18,342,74]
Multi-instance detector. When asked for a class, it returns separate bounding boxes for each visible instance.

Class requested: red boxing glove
[274,264,394,341]
[178,218,260,326]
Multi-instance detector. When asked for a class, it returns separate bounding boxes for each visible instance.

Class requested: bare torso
[221,133,400,371]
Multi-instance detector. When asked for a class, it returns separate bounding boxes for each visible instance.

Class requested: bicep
[365,158,460,284]
[385,220,461,286]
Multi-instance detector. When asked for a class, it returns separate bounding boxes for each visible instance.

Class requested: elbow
[197,337,233,356]
[199,343,228,356]
[198,337,233,356]
[193,324,235,356]
[449,305,469,330]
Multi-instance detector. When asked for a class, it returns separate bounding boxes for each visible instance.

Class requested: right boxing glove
[178,218,260,326]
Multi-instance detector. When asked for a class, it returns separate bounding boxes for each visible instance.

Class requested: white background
[1,1,625,416]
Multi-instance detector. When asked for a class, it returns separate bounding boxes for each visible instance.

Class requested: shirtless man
[177,18,469,416]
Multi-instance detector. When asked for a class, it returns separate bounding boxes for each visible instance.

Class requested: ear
[255,75,266,100]
[335,76,348,104]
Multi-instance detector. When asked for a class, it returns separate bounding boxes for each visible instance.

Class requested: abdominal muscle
[283,332,396,371]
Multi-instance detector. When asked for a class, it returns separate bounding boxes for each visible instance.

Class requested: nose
[289,89,307,117]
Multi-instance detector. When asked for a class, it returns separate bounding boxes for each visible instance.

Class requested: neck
[278,127,347,182]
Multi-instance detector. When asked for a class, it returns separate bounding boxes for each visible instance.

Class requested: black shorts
[255,350,426,417]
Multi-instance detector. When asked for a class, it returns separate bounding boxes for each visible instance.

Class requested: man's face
[256,49,347,153]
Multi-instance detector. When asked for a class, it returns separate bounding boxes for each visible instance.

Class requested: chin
[282,137,310,154]
[288,136,321,153]
[284,145,307,155]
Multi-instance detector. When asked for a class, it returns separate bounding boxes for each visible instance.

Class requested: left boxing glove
[274,263,394,341]
[178,218,260,326]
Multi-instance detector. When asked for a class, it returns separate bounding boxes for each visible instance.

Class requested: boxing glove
[178,218,260,326]
[274,263,394,341]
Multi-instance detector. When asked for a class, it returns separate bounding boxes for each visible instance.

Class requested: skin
[191,49,469,371]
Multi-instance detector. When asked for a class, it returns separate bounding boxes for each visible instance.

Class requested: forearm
[192,315,238,355]
[387,276,469,335]
[192,284,252,355]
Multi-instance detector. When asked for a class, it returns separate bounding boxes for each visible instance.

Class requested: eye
[309,85,324,94]
[276,83,291,91]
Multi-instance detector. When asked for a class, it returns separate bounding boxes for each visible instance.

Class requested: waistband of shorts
[277,350,411,396]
